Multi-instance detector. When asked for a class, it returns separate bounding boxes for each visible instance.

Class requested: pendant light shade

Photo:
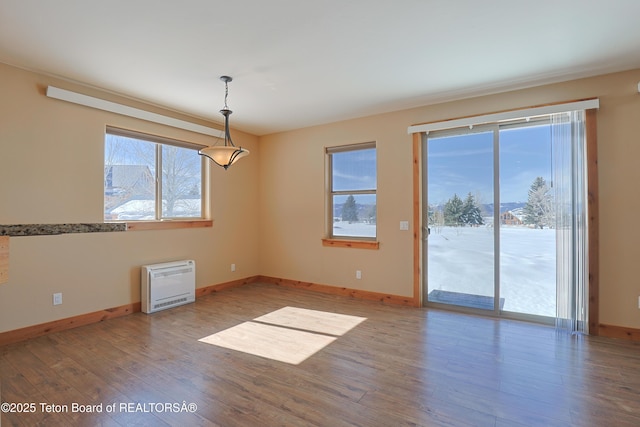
[199,76,249,169]
[199,145,249,168]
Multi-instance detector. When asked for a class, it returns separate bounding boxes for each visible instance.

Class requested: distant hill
[335,201,526,219]
[482,202,526,215]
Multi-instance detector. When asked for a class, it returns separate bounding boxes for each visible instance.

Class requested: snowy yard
[332,220,376,238]
[326,221,557,317]
[428,226,556,317]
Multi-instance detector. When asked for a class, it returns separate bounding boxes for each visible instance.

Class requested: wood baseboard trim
[0,302,141,346]
[598,323,640,341]
[196,276,261,297]
[257,275,419,307]
[0,276,261,347]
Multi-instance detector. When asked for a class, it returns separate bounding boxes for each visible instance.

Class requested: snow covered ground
[332,221,556,317]
[106,198,201,220]
[428,226,556,317]
[332,221,376,238]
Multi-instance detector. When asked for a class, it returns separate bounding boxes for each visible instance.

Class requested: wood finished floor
[1,283,640,427]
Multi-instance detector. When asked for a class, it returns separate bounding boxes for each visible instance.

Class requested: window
[104,127,206,221]
[326,142,377,239]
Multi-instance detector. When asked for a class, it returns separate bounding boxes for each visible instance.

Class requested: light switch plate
[400,221,409,231]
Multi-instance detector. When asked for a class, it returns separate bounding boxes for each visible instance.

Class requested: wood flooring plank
[358,388,498,427]
[98,314,313,426]
[50,331,179,427]
[2,283,640,426]
[1,340,93,426]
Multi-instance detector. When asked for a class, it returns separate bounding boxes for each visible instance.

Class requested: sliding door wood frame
[412,133,422,306]
[411,105,600,334]
[585,108,599,334]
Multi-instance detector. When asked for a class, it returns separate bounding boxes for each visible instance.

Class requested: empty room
[2,1,640,426]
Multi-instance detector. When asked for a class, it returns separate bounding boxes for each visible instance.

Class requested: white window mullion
[155,143,162,220]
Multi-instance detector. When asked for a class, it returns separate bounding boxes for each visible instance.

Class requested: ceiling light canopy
[199,76,249,169]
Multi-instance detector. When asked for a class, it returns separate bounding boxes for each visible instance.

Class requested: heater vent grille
[154,297,188,311]
[141,260,195,314]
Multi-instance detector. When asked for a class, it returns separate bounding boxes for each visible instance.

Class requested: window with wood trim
[326,142,377,239]
[104,127,207,221]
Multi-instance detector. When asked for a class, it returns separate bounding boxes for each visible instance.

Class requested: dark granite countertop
[0,223,126,236]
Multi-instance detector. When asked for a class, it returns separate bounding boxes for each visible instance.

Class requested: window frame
[104,126,210,224]
[325,141,378,247]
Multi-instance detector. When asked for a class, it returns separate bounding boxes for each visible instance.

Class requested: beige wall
[0,63,260,332]
[259,68,640,330]
[258,113,415,297]
[3,61,640,333]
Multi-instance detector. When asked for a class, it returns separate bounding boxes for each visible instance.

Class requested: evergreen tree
[444,193,464,226]
[341,195,359,223]
[461,192,484,226]
[524,177,553,229]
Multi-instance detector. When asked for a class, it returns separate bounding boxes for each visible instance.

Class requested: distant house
[500,210,523,225]
[104,165,154,197]
[104,165,154,218]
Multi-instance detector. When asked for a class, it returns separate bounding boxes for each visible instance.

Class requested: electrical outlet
[356,270,362,279]
[231,263,236,272]
[53,292,63,306]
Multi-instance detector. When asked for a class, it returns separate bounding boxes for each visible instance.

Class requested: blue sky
[427,124,552,205]
[332,148,377,206]
[332,148,377,192]
[330,125,552,209]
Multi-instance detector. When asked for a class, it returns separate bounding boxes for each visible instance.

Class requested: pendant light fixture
[199,76,249,169]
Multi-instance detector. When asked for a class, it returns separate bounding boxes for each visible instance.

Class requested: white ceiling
[2,0,640,136]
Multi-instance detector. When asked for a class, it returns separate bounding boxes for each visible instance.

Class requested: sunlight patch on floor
[198,306,367,365]
[254,306,367,335]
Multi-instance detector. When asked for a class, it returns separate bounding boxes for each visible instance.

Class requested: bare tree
[104,135,200,219]
[161,145,200,217]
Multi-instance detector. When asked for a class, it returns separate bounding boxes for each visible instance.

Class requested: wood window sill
[322,238,379,250]
[122,220,213,231]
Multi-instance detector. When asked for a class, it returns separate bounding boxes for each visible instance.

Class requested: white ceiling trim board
[46,86,224,138]
[407,99,600,135]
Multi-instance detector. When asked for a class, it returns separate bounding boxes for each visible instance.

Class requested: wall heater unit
[141,260,196,313]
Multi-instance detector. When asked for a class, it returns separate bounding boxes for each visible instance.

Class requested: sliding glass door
[425,126,497,311]
[499,120,556,317]
[424,118,564,321]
